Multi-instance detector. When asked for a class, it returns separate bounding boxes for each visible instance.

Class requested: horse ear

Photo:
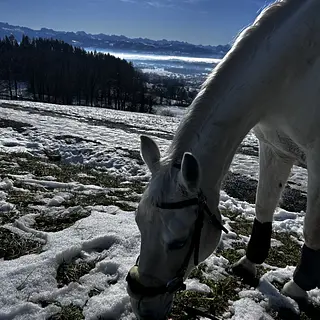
[179,152,201,192]
[140,135,161,174]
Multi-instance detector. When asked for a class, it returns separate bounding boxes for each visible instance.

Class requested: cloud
[183,0,203,3]
[117,0,206,10]
[118,0,204,7]
[145,0,174,8]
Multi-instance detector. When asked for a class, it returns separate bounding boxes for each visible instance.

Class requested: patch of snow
[185,278,211,293]
[0,177,14,190]
[229,297,274,320]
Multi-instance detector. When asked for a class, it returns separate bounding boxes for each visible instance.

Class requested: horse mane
[167,0,305,161]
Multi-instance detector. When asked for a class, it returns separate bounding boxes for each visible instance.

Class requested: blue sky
[0,0,273,45]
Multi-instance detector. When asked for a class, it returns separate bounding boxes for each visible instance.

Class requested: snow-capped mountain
[0,21,230,57]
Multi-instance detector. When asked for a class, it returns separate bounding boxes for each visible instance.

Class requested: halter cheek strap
[157,191,228,236]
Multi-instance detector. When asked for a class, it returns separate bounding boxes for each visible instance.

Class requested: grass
[0,151,145,193]
[221,209,252,237]
[0,209,22,226]
[217,243,246,264]
[34,207,91,232]
[0,227,43,260]
[1,189,43,225]
[228,218,252,237]
[169,263,243,319]
[170,267,242,319]
[0,152,120,187]
[266,232,302,268]
[65,190,137,212]
[56,256,96,288]
[48,304,84,320]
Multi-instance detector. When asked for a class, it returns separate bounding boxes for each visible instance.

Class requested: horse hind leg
[231,141,294,282]
[282,152,320,302]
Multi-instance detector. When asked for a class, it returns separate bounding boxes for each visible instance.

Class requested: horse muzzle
[126,265,174,320]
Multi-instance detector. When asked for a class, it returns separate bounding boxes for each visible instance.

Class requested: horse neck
[166,45,275,197]
[168,86,262,199]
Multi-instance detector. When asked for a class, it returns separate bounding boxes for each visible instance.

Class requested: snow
[0,99,317,320]
[229,297,274,320]
[185,278,212,294]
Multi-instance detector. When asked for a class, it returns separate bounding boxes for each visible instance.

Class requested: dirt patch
[55,135,101,145]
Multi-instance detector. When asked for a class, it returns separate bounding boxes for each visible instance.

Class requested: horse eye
[168,239,187,250]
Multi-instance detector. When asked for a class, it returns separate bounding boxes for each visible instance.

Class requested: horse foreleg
[232,141,294,282]
[282,152,320,302]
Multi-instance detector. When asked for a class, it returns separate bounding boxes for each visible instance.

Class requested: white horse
[126,0,320,319]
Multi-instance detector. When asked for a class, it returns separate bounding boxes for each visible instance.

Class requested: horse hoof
[229,256,259,287]
[281,280,308,304]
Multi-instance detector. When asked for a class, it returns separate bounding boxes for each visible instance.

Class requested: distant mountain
[0,21,230,58]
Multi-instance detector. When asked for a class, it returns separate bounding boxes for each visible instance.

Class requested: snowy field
[0,100,319,320]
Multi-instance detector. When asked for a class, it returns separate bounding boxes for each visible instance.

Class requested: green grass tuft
[266,232,302,268]
[56,256,96,288]
[170,275,241,319]
[0,227,43,260]
[48,304,84,320]
[34,207,91,232]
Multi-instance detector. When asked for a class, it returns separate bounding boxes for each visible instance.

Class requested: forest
[0,35,197,113]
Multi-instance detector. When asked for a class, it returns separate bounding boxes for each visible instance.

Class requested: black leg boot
[231,218,272,286]
[293,244,320,292]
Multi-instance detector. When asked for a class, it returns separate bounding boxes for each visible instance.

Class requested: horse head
[126,135,225,319]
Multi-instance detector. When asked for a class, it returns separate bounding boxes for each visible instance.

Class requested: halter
[126,169,228,298]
